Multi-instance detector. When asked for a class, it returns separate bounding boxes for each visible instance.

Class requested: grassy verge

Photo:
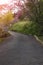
[38,36,43,42]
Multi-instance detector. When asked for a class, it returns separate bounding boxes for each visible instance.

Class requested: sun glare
[0,0,11,4]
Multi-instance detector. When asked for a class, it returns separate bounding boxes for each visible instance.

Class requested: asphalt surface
[0,31,43,65]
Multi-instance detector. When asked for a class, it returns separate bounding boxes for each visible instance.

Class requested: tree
[0,11,14,31]
[0,11,14,37]
[23,0,43,35]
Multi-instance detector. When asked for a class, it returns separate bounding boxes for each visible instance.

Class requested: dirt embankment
[0,28,10,38]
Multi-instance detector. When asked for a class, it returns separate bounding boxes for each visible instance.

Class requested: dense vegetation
[0,11,14,37]
[0,0,43,42]
[20,0,43,36]
[10,20,40,36]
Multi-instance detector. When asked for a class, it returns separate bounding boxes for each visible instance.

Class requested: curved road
[0,31,43,65]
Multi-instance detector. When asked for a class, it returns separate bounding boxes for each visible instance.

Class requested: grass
[38,36,43,42]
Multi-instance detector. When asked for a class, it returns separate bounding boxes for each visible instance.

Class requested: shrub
[10,20,41,35]
[22,22,41,35]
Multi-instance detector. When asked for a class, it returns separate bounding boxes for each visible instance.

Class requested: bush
[10,20,41,35]
[23,22,40,35]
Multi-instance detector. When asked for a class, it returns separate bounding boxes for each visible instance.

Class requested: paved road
[0,31,43,65]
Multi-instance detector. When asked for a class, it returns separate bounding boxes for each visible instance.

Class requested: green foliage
[38,36,43,42]
[10,21,28,32]
[10,20,41,35]
[24,0,43,35]
[23,22,40,35]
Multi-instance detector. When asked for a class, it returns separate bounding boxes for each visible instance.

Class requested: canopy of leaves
[23,0,43,35]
